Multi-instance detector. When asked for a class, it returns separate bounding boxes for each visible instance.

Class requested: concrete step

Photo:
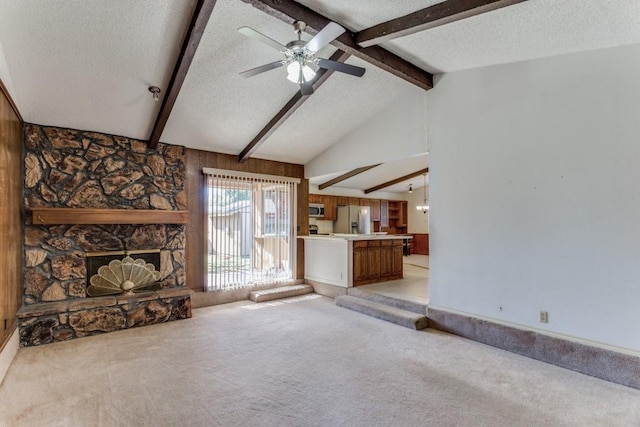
[335,295,428,330]
[249,284,313,303]
[347,287,427,315]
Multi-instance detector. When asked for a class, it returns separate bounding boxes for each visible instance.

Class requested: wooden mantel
[30,208,189,225]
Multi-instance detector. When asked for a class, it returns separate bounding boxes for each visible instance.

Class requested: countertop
[301,234,412,241]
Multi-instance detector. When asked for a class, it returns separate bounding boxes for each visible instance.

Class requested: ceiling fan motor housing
[293,21,306,34]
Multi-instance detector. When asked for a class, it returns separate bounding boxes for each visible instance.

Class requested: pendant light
[416,173,428,213]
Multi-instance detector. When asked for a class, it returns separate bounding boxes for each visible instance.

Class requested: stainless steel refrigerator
[335,205,371,234]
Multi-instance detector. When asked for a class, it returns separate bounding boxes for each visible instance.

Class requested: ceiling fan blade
[238,27,287,52]
[300,82,314,95]
[239,61,285,78]
[304,22,345,53]
[317,59,366,77]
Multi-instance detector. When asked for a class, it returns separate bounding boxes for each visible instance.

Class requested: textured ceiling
[161,0,305,155]
[382,0,640,74]
[161,0,422,165]
[255,55,420,163]
[0,0,193,139]
[2,0,640,192]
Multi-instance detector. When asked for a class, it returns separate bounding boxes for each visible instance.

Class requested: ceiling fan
[238,21,366,95]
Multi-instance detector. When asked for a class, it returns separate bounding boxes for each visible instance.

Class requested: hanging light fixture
[416,173,428,213]
[408,184,413,193]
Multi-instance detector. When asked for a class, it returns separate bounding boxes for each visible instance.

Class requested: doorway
[204,170,298,292]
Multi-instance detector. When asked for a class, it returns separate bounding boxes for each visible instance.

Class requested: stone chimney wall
[23,124,187,305]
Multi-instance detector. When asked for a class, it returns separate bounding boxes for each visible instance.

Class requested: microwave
[309,203,325,218]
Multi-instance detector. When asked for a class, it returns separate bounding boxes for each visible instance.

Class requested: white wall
[304,238,350,287]
[407,188,429,234]
[429,43,640,353]
[305,91,428,177]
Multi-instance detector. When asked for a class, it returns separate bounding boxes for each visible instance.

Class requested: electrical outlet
[539,311,548,323]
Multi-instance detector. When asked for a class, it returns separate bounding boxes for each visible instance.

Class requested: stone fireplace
[18,124,192,346]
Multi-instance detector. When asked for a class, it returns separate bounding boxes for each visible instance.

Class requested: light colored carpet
[1,294,639,426]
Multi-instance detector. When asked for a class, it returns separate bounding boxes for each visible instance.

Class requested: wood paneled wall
[411,233,429,255]
[0,80,23,350]
[185,149,307,292]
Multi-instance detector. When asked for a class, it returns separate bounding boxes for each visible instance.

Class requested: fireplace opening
[86,249,161,295]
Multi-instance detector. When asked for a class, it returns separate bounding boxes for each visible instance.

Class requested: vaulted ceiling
[1,0,640,194]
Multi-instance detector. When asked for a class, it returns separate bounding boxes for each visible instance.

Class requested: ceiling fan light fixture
[286,60,316,84]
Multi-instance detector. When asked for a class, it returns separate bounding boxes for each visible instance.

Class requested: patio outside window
[203,168,299,291]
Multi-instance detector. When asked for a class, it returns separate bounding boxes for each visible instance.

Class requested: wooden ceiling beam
[318,164,381,190]
[148,0,218,149]
[238,50,351,163]
[364,168,429,194]
[356,0,528,47]
[239,0,433,90]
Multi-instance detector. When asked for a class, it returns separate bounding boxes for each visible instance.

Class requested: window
[263,186,290,236]
[204,168,299,291]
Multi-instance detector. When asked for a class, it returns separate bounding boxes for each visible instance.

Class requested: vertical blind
[203,168,299,292]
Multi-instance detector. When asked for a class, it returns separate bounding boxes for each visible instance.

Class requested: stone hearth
[17,288,192,346]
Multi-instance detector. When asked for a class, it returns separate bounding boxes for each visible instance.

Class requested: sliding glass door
[204,170,298,291]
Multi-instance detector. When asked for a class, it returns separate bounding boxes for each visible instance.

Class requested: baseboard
[0,327,19,387]
[428,308,640,390]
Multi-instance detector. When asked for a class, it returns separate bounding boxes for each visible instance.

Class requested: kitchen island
[301,234,410,297]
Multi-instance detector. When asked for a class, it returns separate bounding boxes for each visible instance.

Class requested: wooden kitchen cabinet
[308,194,337,220]
[380,200,389,229]
[309,194,323,204]
[411,234,429,255]
[359,198,370,207]
[322,195,337,221]
[368,240,381,279]
[397,201,408,227]
[353,241,370,283]
[337,196,349,206]
[387,200,407,234]
[348,197,360,206]
[370,199,381,221]
[379,240,393,277]
[392,241,404,276]
[353,239,402,286]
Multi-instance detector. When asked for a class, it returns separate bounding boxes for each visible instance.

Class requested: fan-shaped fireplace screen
[86,249,161,297]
